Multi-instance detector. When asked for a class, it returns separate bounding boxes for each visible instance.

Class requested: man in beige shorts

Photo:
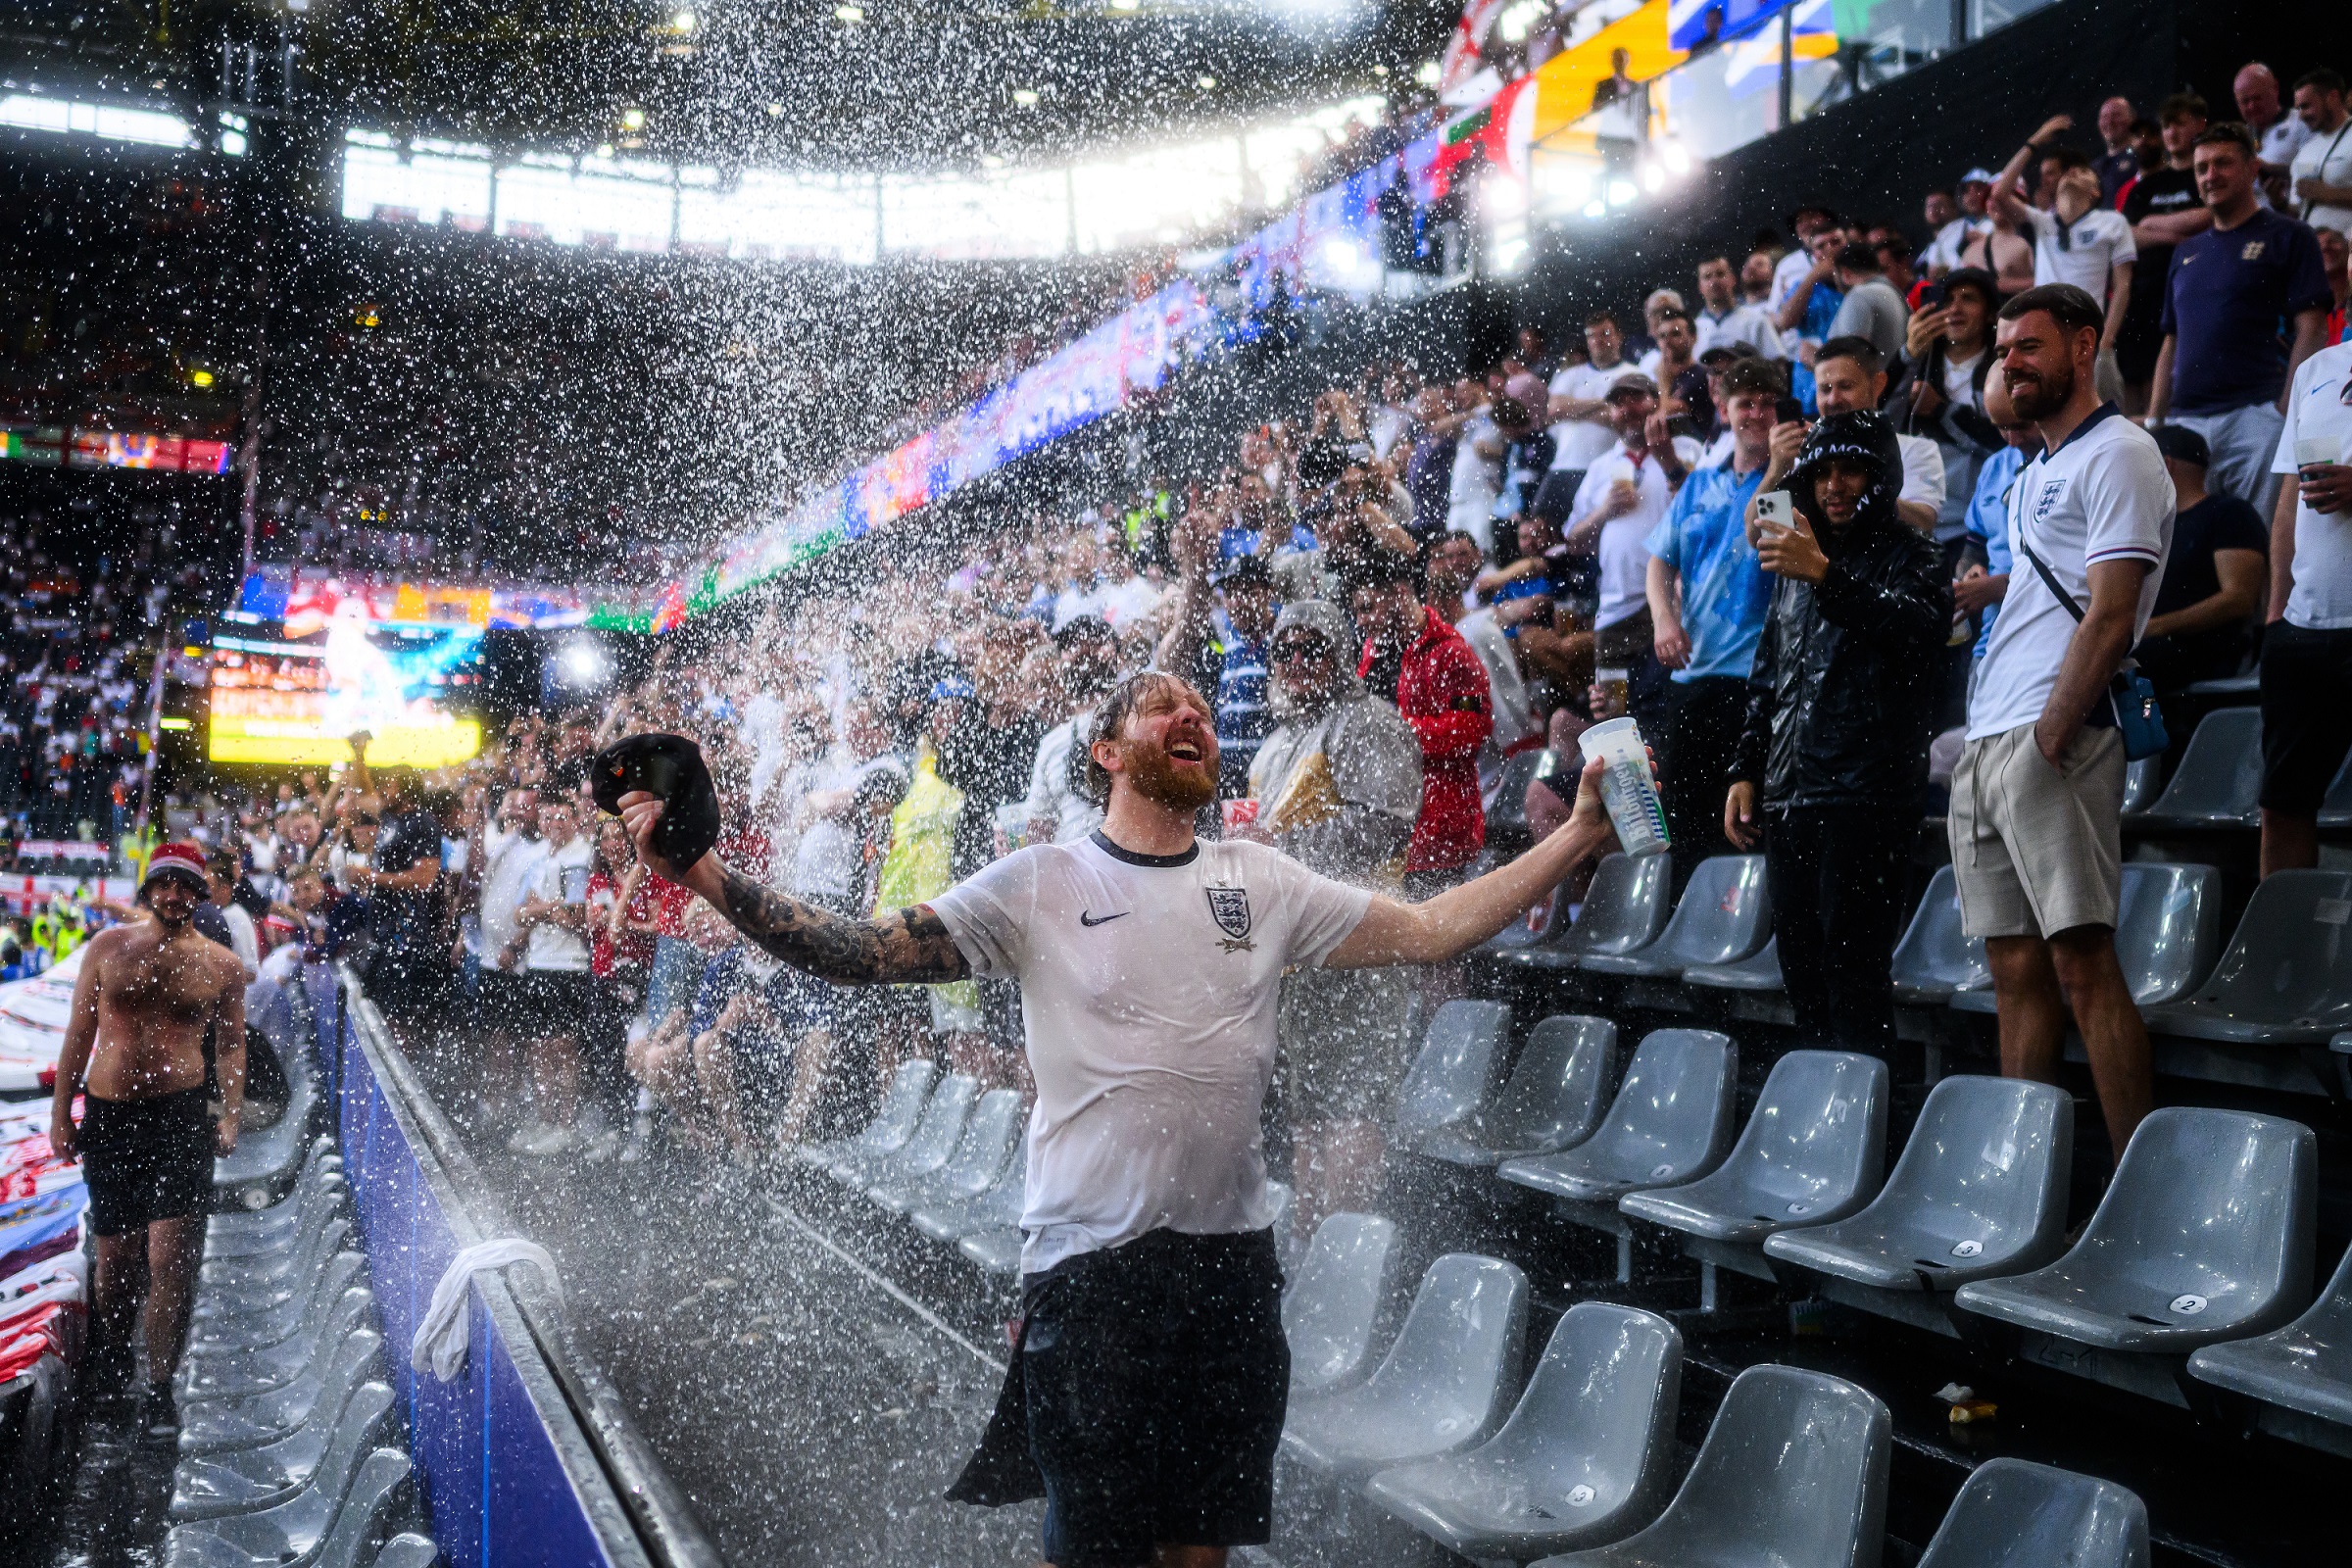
[1949,284,2176,1158]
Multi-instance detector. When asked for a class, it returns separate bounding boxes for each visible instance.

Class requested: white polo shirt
[2270,340,2352,628]
[928,832,1370,1275]
[1695,301,1785,361]
[1546,361,1627,471]
[1570,436,1705,629]
[2020,206,2136,303]
[1968,407,2175,740]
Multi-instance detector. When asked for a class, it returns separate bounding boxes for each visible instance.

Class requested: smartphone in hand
[1756,490,1796,535]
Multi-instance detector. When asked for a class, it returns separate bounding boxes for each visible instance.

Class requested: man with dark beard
[614,670,1635,1568]
[48,842,248,1441]
[1951,282,2176,1161]
[1245,601,1423,1243]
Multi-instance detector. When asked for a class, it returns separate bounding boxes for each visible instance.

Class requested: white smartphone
[1756,490,1795,535]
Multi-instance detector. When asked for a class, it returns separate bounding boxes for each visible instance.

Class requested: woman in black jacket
[1726,411,1951,1054]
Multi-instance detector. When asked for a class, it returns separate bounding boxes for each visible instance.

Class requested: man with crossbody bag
[1949,284,2177,1161]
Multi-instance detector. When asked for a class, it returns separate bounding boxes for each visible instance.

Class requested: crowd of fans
[131,58,2349,1237]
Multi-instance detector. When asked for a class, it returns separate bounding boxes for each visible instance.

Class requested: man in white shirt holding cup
[2259,336,2352,874]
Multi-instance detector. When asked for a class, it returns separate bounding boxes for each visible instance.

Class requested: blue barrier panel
[313,972,632,1568]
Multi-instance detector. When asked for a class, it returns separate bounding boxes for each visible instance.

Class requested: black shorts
[2259,622,2352,814]
[1017,1229,1289,1567]
[79,1089,214,1237]
[517,969,592,1035]
[476,967,531,1034]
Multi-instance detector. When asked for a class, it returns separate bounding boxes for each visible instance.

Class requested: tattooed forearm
[712,864,969,984]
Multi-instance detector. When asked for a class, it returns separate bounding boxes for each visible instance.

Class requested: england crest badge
[1205,886,1254,953]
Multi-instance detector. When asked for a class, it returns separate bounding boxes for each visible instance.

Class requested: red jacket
[1361,606,1493,872]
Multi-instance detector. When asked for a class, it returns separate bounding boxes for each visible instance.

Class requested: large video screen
[208,622,485,768]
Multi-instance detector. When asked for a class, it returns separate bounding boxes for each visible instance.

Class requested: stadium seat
[205,1141,339,1247]
[1763,1078,2073,1335]
[1497,1030,1739,1204]
[1481,878,1575,956]
[177,1330,384,1458]
[1284,1211,1398,1396]
[1491,853,1672,974]
[205,1171,347,1264]
[908,1134,1026,1244]
[308,1448,413,1568]
[1391,1001,1512,1153]
[1619,1052,1888,1291]
[160,1398,397,1568]
[1576,856,1769,979]
[180,1289,375,1404]
[1279,1254,1528,1482]
[2120,755,2162,817]
[171,1379,395,1522]
[2126,707,2260,832]
[1413,1015,1616,1167]
[1527,1364,1889,1568]
[198,1213,351,1302]
[868,1087,1023,1214]
[2319,752,2352,831]
[1888,866,1988,1006]
[830,1072,977,1187]
[215,1054,318,1205]
[2141,870,2352,1047]
[1955,1108,2316,1405]
[957,1227,1023,1277]
[1680,936,1784,996]
[2187,1240,2352,1458]
[1483,749,1550,860]
[191,1253,365,1351]
[1361,1302,1682,1562]
[1951,861,2220,1015]
[1913,1457,2148,1568]
[793,1059,937,1171]
[371,1536,437,1568]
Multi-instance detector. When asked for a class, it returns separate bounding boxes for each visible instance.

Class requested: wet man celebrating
[49,841,248,1439]
[617,671,1630,1568]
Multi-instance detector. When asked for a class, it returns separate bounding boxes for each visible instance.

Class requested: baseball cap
[1604,370,1659,400]
[1959,168,1996,187]
[141,841,210,895]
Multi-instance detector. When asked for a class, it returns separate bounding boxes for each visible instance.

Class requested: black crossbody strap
[2014,532,2086,623]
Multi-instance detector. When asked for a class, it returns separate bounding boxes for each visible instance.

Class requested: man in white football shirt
[617,671,1627,1568]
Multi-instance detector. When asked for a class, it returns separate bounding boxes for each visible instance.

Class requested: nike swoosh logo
[1078,910,1129,927]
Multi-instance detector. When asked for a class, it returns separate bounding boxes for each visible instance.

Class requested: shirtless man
[49,841,247,1440]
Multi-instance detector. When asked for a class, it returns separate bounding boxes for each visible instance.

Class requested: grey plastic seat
[1483,748,1550,859]
[1955,861,2220,1016]
[179,1290,373,1405]
[178,1331,383,1457]
[1888,867,1987,1005]
[1497,1030,1737,1204]
[1955,1108,2316,1358]
[2141,870,2352,1045]
[172,1381,394,1522]
[2319,751,2352,830]
[2188,1239,2352,1456]
[830,1072,977,1187]
[205,1175,347,1265]
[1577,856,1768,979]
[1681,936,1784,995]
[1915,1458,2148,1568]
[793,1058,936,1170]
[1281,1254,1527,1482]
[2128,707,2260,830]
[1392,1002,1512,1152]
[1529,1364,1889,1568]
[1481,875,1575,956]
[1416,1016,1616,1167]
[1765,1077,2073,1310]
[909,1134,1026,1243]
[370,1537,437,1568]
[199,1215,353,1302]
[2121,755,2162,816]
[958,1227,1023,1276]
[1496,853,1672,973]
[193,1253,367,1352]
[869,1088,1023,1214]
[1283,1212,1399,1396]
[1362,1303,1682,1562]
[161,1398,395,1568]
[206,1147,342,1250]
[1620,1051,1889,1250]
[216,1059,318,1194]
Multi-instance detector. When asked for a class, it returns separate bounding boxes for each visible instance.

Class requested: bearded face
[1115,734,1219,812]
[2003,353,2076,422]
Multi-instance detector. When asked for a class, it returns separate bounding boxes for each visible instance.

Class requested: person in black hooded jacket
[1726,410,1951,1054]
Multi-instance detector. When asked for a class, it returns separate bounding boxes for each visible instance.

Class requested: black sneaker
[139,1383,179,1445]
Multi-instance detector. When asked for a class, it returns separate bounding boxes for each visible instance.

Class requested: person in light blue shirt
[1642,357,1784,884]
[1959,374,2037,660]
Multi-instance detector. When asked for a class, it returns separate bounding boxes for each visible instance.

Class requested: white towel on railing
[410,1239,564,1383]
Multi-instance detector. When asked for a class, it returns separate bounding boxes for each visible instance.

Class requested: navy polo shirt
[2160,209,2330,414]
